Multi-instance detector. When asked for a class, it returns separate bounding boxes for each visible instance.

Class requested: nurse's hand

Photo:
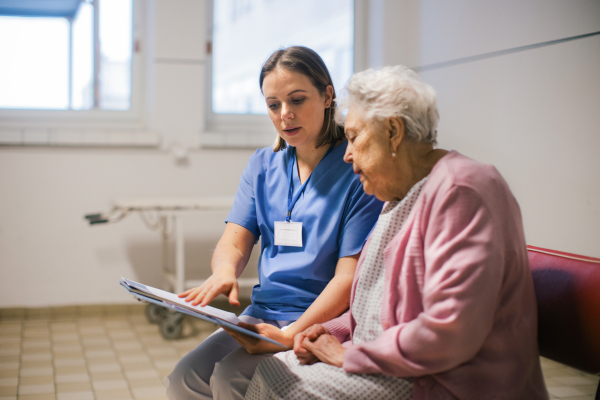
[302,334,345,368]
[222,322,294,354]
[178,270,240,307]
[293,324,330,365]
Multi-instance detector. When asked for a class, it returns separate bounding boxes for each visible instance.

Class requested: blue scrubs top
[226,141,383,321]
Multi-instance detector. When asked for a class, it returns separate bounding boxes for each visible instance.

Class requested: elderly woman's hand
[302,334,345,367]
[293,324,345,367]
[293,324,329,364]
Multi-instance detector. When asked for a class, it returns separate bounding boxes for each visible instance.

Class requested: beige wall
[414,0,600,256]
[371,0,600,257]
[0,147,258,307]
[1,0,599,307]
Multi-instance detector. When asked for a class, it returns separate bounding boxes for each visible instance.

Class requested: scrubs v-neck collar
[287,142,336,222]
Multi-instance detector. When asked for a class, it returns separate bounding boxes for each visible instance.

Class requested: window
[0,16,70,109]
[0,0,133,111]
[0,0,150,147]
[204,0,357,147]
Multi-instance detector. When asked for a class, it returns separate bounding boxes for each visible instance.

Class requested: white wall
[412,0,600,256]
[1,0,599,308]
[0,147,258,307]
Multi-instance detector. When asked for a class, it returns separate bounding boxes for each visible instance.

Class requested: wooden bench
[528,245,600,399]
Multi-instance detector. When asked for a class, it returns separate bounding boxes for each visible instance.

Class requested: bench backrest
[528,245,600,374]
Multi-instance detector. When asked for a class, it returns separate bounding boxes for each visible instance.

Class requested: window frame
[0,0,146,135]
[201,0,367,149]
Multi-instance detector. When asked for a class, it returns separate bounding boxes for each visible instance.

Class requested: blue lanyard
[286,142,336,222]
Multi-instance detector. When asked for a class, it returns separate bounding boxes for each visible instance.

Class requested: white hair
[335,65,439,144]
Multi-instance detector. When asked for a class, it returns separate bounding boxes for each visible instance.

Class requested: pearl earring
[391,152,396,157]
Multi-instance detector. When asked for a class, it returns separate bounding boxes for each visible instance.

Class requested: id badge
[274,221,303,247]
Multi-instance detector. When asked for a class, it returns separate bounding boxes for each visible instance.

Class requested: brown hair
[259,46,345,151]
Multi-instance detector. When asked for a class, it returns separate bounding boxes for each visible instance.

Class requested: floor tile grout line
[79,319,97,400]
[18,320,23,399]
[55,318,81,400]
[111,314,135,400]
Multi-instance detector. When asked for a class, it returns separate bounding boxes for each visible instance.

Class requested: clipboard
[120,278,286,348]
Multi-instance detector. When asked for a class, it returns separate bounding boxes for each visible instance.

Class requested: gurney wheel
[145,303,167,324]
[160,313,184,340]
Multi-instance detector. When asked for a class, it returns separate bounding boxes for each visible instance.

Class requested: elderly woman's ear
[386,116,405,155]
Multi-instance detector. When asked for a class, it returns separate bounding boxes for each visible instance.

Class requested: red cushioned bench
[528,245,600,399]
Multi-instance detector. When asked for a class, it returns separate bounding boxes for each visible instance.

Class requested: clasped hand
[293,324,345,367]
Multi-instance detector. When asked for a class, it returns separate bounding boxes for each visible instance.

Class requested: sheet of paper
[122,278,241,325]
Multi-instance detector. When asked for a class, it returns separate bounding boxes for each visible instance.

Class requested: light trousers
[165,316,292,400]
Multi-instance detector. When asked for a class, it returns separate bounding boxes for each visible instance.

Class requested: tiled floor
[541,357,599,400]
[0,304,216,400]
[1,304,598,400]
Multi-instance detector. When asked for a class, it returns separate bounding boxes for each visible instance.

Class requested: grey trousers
[165,316,292,400]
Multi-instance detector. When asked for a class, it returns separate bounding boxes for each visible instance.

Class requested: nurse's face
[262,67,333,151]
[343,107,394,200]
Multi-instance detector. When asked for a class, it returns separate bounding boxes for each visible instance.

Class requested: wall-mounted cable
[414,30,600,73]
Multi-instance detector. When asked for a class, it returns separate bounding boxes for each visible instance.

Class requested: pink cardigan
[323,151,548,400]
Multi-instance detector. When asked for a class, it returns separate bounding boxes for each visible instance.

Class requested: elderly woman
[244,66,548,400]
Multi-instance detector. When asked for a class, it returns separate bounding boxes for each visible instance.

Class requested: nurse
[165,46,382,400]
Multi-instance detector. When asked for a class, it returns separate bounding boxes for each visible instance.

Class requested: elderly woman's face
[343,108,393,200]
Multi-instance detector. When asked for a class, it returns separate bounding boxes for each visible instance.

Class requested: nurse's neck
[295,141,336,184]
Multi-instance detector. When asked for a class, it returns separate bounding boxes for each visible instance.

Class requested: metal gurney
[85,196,259,339]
